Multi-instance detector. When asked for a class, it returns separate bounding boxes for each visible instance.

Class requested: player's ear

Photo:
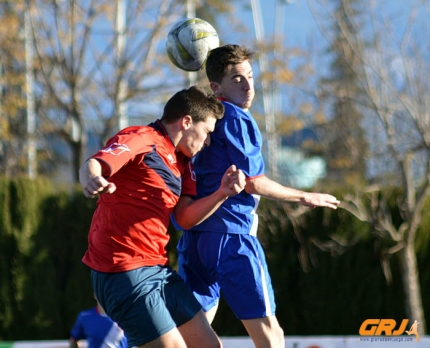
[210,82,221,96]
[182,115,192,130]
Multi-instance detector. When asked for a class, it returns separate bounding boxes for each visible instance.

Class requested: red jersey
[82,120,196,272]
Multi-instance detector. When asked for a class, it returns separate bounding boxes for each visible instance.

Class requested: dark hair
[205,44,255,83]
[161,86,224,124]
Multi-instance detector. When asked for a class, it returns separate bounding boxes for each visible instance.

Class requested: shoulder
[117,125,157,138]
[221,102,256,125]
[106,124,163,153]
[222,101,242,119]
[220,102,258,130]
[77,307,98,318]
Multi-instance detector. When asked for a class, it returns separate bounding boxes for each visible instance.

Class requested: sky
[226,0,418,51]
[222,0,320,49]
[215,0,422,186]
[256,0,320,47]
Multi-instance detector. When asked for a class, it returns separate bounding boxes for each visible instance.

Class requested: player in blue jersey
[176,44,341,348]
[69,295,127,348]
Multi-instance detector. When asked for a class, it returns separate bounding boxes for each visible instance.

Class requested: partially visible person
[69,295,127,348]
[79,86,246,348]
[177,45,341,348]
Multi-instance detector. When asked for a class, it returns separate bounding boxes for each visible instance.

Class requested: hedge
[0,176,429,340]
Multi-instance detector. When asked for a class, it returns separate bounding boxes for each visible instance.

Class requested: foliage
[0,177,95,340]
[0,0,239,183]
[308,0,430,334]
[211,194,430,336]
[1,179,430,339]
[0,4,28,177]
[313,0,369,186]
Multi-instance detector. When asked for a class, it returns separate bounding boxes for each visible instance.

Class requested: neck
[96,303,106,315]
[161,120,180,147]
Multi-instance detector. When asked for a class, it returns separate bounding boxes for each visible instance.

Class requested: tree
[310,0,430,334]
[1,0,237,183]
[29,0,188,183]
[0,2,28,177]
[317,0,368,186]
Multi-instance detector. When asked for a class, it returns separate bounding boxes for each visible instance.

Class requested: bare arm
[173,165,246,230]
[79,158,116,198]
[245,175,340,209]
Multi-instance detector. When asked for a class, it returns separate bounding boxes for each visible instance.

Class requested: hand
[82,176,116,198]
[301,192,340,210]
[220,164,246,197]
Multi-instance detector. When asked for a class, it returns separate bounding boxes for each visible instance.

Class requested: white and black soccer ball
[166,18,219,72]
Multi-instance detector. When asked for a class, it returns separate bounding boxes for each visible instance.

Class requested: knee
[264,323,284,348]
[276,326,284,346]
[268,324,284,347]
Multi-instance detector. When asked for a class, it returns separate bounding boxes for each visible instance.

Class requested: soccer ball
[166,18,219,72]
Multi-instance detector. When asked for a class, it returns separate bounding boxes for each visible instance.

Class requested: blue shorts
[91,266,201,347]
[177,231,276,320]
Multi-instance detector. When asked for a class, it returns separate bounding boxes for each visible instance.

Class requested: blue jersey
[190,100,265,234]
[70,307,127,348]
[177,101,275,320]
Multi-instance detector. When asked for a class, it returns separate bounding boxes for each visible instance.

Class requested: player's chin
[188,150,199,158]
[242,100,253,109]
[191,147,205,157]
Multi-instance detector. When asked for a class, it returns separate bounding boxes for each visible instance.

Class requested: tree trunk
[71,140,85,184]
[399,243,426,335]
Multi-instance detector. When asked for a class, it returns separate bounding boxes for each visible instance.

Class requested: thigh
[138,327,186,348]
[177,310,222,348]
[138,311,221,348]
[163,269,202,327]
[218,234,276,320]
[91,266,201,347]
[177,231,221,312]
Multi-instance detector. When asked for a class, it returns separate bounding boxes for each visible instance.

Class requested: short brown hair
[161,86,224,124]
[205,44,255,83]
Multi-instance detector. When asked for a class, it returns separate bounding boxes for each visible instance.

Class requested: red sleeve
[91,127,153,176]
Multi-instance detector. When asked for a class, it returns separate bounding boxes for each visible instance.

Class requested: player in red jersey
[79,86,246,348]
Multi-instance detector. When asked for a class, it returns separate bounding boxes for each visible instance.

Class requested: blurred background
[1,0,430,343]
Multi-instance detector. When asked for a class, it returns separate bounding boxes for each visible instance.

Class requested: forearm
[79,158,116,198]
[245,175,340,209]
[245,175,305,202]
[174,191,229,230]
[79,158,103,188]
[174,164,246,229]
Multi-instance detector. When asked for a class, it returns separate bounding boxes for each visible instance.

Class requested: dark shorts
[91,265,201,347]
[177,231,276,320]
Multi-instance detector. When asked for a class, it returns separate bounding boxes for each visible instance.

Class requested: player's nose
[204,134,211,147]
[243,78,252,91]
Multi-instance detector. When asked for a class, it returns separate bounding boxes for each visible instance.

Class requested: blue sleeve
[220,106,265,178]
[70,312,85,341]
[170,213,184,231]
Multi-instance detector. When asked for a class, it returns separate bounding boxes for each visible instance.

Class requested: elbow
[175,215,202,231]
[171,213,193,231]
[180,222,194,230]
[244,180,256,195]
[245,175,267,195]
[176,220,194,231]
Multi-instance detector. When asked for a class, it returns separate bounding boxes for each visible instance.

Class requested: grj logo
[359,319,420,342]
